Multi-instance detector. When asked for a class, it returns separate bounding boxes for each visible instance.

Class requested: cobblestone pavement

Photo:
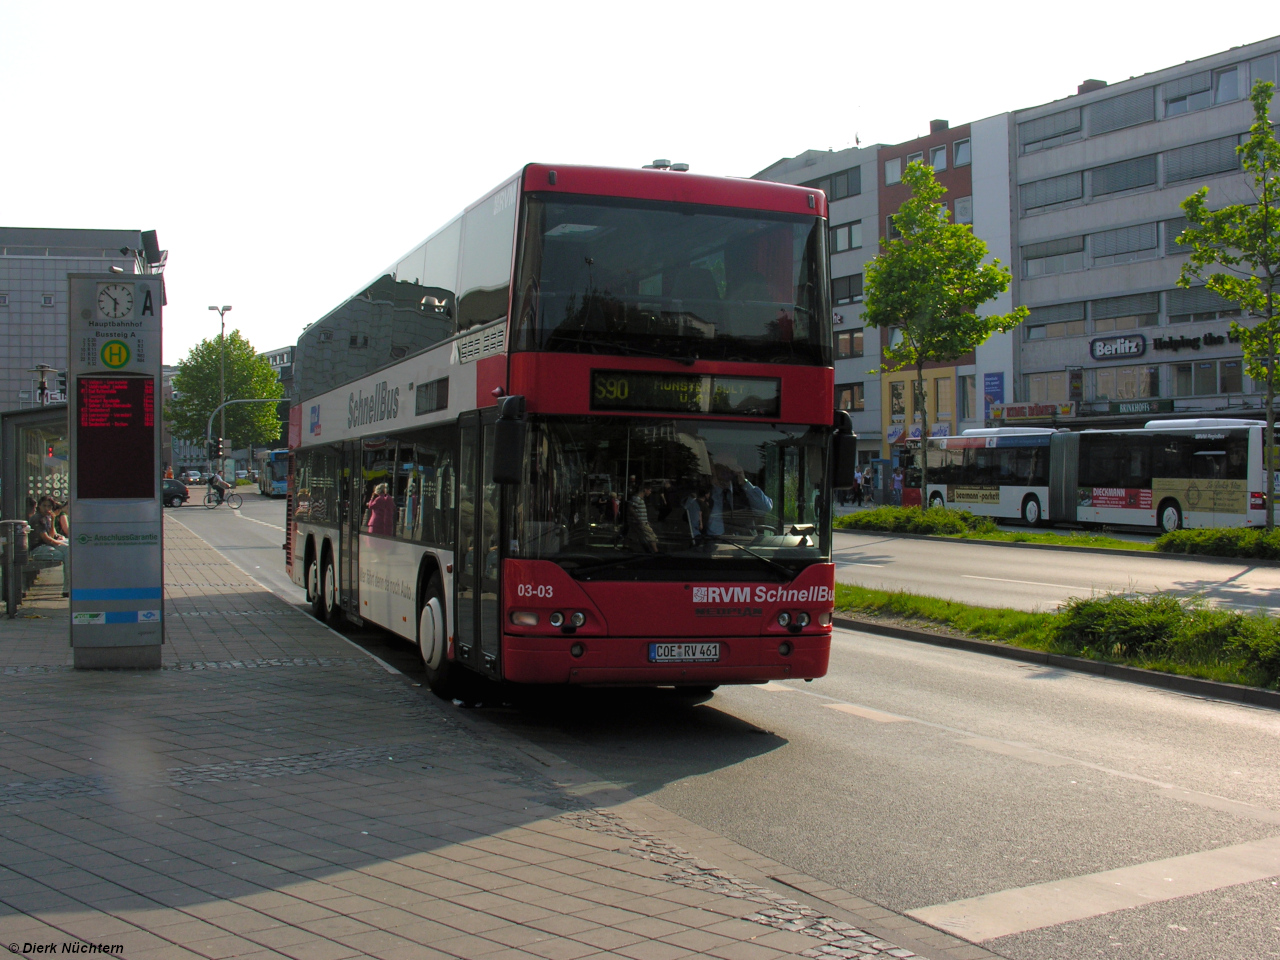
[0,520,997,960]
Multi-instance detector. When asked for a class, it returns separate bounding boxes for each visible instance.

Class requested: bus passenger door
[454,412,502,680]
[455,414,479,669]
[341,440,361,616]
[477,413,501,679]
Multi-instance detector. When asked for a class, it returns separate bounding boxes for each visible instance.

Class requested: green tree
[166,330,284,451]
[862,161,1027,495]
[1177,79,1280,529]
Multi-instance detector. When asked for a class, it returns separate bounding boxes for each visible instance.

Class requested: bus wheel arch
[1159,499,1183,534]
[1021,494,1043,527]
[928,491,945,510]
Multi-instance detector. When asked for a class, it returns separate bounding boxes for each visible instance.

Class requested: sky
[2,2,1272,364]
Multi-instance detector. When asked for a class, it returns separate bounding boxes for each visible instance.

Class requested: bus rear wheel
[307,555,324,620]
[1022,495,1043,527]
[928,492,945,510]
[1159,499,1182,534]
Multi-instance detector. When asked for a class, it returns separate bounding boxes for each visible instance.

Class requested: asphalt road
[173,495,1280,960]
[835,529,1280,614]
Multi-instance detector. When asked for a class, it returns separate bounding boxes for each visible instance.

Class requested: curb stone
[835,615,1280,710]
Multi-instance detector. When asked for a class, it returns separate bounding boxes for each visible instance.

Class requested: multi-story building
[1009,37,1280,428]
[259,344,295,447]
[753,145,883,464]
[873,117,1017,457]
[0,227,141,412]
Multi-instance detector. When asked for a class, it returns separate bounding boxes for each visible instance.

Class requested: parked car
[180,470,202,483]
[163,478,189,508]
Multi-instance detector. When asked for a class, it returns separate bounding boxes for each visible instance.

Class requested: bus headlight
[510,611,539,626]
[776,611,791,627]
[549,611,565,627]
[796,612,811,627]
[569,611,586,628]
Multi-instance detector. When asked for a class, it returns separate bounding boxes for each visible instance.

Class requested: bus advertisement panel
[286,164,851,698]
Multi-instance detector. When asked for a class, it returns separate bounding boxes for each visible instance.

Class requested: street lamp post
[208,305,232,474]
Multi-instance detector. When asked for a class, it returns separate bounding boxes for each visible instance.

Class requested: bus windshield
[511,195,828,365]
[269,456,289,483]
[512,417,829,579]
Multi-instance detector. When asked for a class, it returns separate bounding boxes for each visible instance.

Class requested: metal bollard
[1,519,29,618]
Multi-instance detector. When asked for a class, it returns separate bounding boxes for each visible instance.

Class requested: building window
[1094,365,1158,401]
[832,274,863,305]
[934,376,953,416]
[837,382,865,412]
[1090,155,1157,197]
[1177,361,1220,396]
[1022,237,1085,278]
[836,328,864,359]
[954,196,973,225]
[884,157,901,185]
[959,375,977,420]
[1214,67,1240,104]
[930,145,947,172]
[886,215,902,241]
[953,138,972,166]
[0,293,8,306]
[41,294,54,307]
[1164,135,1242,184]
[1167,285,1241,324]
[805,165,862,201]
[1164,71,1212,117]
[1090,223,1158,266]
[1016,110,1080,154]
[1221,360,1243,393]
[906,151,924,167]
[1020,172,1083,214]
[1024,318,1085,340]
[890,381,906,417]
[1026,371,1068,403]
[1092,293,1159,332]
[829,220,863,252]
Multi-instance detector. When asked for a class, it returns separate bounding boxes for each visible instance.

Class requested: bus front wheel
[1159,499,1182,534]
[321,555,340,625]
[1022,495,1043,527]
[929,492,945,510]
[419,576,459,699]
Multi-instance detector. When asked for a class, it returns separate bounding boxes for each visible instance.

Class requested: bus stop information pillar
[67,274,164,669]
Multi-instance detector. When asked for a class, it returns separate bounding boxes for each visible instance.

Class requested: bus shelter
[2,403,69,521]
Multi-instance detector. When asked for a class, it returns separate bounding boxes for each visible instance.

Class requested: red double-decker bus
[286,163,853,697]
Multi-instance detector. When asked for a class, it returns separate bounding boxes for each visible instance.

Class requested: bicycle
[203,490,243,509]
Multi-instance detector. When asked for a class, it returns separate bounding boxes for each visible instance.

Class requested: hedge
[833,505,997,536]
[1156,526,1280,560]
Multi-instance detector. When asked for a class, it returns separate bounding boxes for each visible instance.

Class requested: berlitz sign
[1090,334,1146,360]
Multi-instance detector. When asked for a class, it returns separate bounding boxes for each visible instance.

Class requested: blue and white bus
[256,449,289,497]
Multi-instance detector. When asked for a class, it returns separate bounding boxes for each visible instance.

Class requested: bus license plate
[649,642,720,663]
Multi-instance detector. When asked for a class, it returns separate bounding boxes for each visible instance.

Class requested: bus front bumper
[501,633,830,685]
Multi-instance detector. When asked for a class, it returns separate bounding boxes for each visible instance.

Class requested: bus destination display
[591,371,780,417]
[76,377,155,499]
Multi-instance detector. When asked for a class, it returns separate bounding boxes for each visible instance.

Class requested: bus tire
[1159,499,1182,534]
[307,552,324,619]
[419,575,458,698]
[1022,495,1043,527]
[928,492,945,510]
[321,552,341,625]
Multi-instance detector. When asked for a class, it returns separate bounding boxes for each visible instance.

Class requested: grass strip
[834,506,1153,551]
[833,583,1278,690]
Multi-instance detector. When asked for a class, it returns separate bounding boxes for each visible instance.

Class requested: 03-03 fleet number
[516,584,553,598]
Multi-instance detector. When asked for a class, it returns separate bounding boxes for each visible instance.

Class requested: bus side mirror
[832,409,858,489]
[493,395,527,485]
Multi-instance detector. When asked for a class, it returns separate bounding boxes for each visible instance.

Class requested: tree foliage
[862,161,1027,488]
[166,330,284,448]
[1177,79,1280,528]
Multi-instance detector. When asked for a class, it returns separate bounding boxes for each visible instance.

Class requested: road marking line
[758,682,797,692]
[766,665,1280,826]
[231,511,286,532]
[962,574,1086,589]
[907,835,1280,942]
[959,737,1072,767]
[823,703,912,723]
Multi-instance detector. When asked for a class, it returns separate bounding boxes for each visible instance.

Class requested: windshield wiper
[696,536,796,580]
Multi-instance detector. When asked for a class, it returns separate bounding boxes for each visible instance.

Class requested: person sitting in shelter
[29,496,70,596]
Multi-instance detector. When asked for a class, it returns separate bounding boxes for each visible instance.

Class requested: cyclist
[208,470,232,505]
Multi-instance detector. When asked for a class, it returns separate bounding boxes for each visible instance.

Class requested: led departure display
[590,370,781,417]
[76,376,156,499]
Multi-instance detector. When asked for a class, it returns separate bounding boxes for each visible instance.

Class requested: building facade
[1009,37,1280,429]
[0,228,141,413]
[753,145,883,464]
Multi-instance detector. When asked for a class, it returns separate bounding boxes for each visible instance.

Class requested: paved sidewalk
[0,519,995,960]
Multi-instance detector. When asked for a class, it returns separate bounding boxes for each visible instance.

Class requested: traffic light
[215,437,225,459]
[56,370,67,396]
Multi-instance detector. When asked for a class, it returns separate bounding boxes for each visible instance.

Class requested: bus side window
[395,443,416,540]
